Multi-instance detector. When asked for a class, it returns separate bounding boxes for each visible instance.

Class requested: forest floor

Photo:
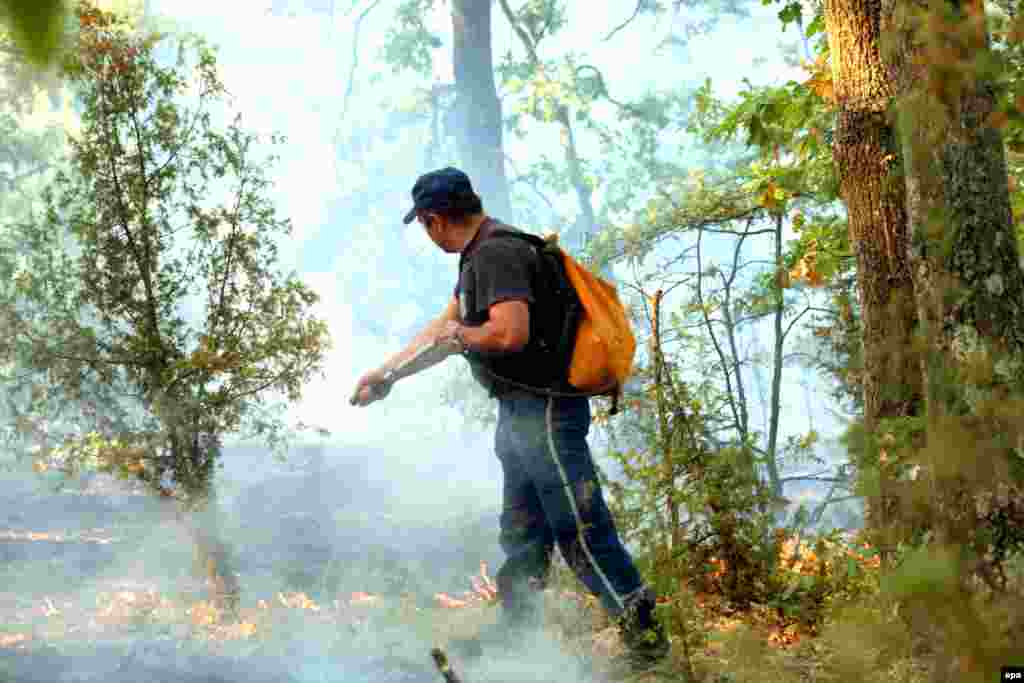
[0,471,902,683]
[0,542,883,683]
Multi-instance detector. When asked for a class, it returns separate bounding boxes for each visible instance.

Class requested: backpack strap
[470,229,622,410]
[483,228,549,252]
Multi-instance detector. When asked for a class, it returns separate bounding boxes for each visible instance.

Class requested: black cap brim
[402,207,417,225]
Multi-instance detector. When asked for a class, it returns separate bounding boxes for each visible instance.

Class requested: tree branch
[719,224,750,439]
[779,475,850,484]
[698,225,777,237]
[498,0,595,236]
[340,0,384,124]
[602,0,645,42]
[504,153,558,214]
[211,142,249,340]
[98,79,164,362]
[695,224,743,436]
[781,304,813,344]
[497,0,539,61]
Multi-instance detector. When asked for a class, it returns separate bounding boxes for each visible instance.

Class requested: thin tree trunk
[650,289,681,551]
[496,0,597,250]
[824,0,922,564]
[186,498,241,613]
[452,0,510,218]
[766,212,785,502]
[157,421,241,614]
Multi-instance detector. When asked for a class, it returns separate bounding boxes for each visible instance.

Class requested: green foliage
[0,2,330,495]
[690,75,838,201]
[580,16,875,655]
[0,0,67,67]
[381,0,440,77]
[503,0,567,45]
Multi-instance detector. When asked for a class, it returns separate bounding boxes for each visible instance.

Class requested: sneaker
[609,587,670,675]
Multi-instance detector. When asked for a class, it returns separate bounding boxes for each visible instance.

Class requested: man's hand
[350,368,392,407]
[435,320,467,355]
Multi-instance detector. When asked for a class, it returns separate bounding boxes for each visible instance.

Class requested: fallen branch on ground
[430,647,464,683]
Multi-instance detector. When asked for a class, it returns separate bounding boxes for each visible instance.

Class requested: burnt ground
[0,450,511,683]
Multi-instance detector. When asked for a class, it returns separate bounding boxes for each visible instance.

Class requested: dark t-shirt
[454,218,543,397]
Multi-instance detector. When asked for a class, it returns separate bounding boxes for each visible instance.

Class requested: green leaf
[806,12,825,37]
[777,2,803,29]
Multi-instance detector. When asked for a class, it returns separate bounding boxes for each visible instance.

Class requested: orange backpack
[560,245,637,398]
[481,230,637,414]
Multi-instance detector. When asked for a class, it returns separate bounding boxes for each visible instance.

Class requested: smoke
[0,2,851,681]
[0,453,607,683]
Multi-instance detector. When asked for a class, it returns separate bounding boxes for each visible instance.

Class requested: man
[352,167,670,674]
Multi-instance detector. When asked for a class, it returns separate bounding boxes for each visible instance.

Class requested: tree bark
[178,430,240,612]
[186,500,241,612]
[824,0,922,560]
[452,0,511,218]
[152,414,241,613]
[882,0,1024,392]
[650,289,681,551]
[879,0,1024,599]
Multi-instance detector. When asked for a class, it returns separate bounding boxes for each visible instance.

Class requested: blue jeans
[493,393,645,625]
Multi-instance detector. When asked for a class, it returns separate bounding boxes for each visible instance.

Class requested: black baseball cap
[402,167,480,224]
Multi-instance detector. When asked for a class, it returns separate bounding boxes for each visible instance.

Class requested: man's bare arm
[375,296,459,375]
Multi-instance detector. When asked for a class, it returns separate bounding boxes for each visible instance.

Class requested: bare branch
[505,154,558,214]
[699,225,777,237]
[602,0,645,42]
[779,475,850,484]
[497,0,540,61]
[695,224,743,436]
[573,64,640,114]
[781,305,813,343]
[340,0,385,124]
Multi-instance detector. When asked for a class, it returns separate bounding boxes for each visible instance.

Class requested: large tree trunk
[452,0,511,218]
[883,0,1024,392]
[880,0,1024,602]
[824,0,922,561]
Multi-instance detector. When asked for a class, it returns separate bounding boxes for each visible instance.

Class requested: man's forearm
[378,316,448,374]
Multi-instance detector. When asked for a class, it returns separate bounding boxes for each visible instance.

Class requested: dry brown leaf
[987,110,1010,130]
[804,75,834,102]
[434,592,468,609]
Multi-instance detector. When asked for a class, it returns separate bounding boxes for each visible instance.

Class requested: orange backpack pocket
[560,255,636,394]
